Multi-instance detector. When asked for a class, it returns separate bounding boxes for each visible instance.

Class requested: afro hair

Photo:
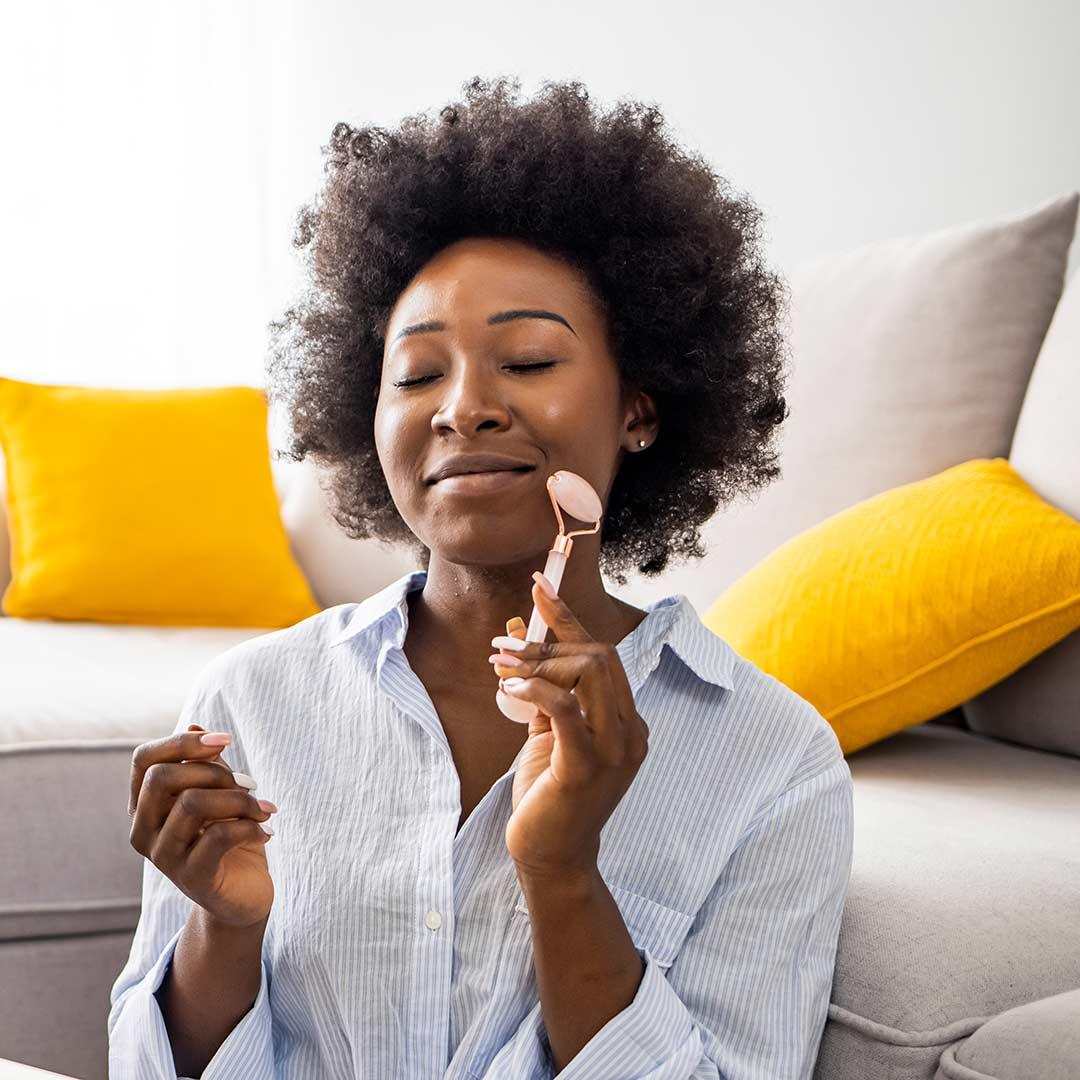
[265,74,791,586]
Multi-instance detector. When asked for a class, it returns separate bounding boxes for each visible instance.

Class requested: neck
[403,540,644,695]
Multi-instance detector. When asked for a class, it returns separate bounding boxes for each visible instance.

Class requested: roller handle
[496,548,569,724]
[525,549,567,643]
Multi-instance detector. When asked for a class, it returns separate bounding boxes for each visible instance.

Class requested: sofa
[2,191,1078,1080]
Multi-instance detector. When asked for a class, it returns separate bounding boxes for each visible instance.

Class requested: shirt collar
[328,569,735,691]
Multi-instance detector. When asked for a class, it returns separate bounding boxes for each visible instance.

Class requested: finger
[494,643,643,756]
[530,572,593,644]
[505,653,626,750]
[491,640,594,690]
[129,760,256,857]
[501,676,596,778]
[184,723,232,772]
[490,635,599,662]
[495,617,529,678]
[153,786,275,864]
[129,728,235,818]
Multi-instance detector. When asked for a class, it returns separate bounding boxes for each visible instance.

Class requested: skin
[376,236,664,1071]
[375,235,661,703]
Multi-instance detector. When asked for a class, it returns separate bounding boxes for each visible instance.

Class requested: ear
[622,384,660,453]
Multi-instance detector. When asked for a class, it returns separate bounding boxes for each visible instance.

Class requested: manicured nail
[506,617,526,634]
[502,677,526,690]
[532,572,558,599]
[232,772,257,791]
[257,799,278,814]
[489,653,524,668]
[261,822,275,837]
[491,635,528,652]
[200,732,232,747]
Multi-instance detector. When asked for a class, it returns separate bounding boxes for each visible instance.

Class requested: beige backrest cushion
[273,455,418,609]
[963,264,1080,757]
[617,190,1080,611]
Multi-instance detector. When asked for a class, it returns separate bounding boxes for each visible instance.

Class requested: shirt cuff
[108,925,275,1079]
[551,946,705,1079]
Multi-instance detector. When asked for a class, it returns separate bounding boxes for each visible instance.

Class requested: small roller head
[549,470,602,524]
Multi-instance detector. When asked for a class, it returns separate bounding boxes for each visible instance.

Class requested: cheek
[538,372,619,446]
[373,402,419,489]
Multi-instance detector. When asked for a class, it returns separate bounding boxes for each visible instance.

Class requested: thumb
[506,616,527,640]
[186,722,226,767]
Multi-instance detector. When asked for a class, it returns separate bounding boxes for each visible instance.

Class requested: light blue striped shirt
[109,568,853,1079]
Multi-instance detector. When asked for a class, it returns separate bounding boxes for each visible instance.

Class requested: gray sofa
[3,193,1079,1079]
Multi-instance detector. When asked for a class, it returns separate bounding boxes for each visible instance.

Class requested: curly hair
[265,75,790,587]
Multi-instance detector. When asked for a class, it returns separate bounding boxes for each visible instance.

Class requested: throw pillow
[702,458,1080,756]
[0,377,321,627]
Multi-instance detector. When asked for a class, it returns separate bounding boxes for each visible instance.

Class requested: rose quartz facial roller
[496,470,603,724]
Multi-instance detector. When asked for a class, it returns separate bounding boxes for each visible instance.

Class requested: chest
[430,690,529,834]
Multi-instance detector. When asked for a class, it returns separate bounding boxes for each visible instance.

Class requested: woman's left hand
[491,572,650,880]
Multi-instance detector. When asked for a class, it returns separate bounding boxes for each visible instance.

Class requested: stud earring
[637,439,647,448]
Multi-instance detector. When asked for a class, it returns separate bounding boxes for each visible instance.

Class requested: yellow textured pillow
[0,377,321,628]
[703,458,1080,756]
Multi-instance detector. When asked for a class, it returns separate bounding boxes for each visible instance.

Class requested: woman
[110,76,853,1079]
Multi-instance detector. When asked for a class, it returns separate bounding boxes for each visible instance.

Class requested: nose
[430,361,511,436]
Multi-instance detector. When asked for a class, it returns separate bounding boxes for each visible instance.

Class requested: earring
[637,439,647,449]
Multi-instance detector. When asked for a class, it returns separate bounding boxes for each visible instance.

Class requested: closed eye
[393,361,557,388]
[508,361,557,373]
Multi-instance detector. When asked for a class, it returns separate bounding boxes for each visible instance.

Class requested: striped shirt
[109,568,853,1079]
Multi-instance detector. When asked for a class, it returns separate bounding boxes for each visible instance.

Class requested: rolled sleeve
[514,724,854,1080]
[108,920,274,1079]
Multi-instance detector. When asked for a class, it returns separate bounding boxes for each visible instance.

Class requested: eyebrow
[391,309,577,342]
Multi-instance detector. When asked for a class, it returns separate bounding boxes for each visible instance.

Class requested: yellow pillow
[0,377,321,628]
[703,458,1080,756]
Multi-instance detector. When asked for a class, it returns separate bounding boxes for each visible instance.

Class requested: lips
[433,466,533,482]
[426,454,536,484]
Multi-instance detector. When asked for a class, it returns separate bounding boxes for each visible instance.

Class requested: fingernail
[532,572,558,599]
[489,653,524,668]
[257,799,278,814]
[502,677,526,690]
[200,732,232,747]
[261,822,275,837]
[491,635,528,652]
[233,772,258,791]
[506,617,526,634]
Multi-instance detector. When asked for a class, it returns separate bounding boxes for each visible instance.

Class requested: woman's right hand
[128,722,277,930]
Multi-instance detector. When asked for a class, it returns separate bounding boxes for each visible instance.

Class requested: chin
[423,534,551,570]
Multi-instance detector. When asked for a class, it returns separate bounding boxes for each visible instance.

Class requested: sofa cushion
[0,616,271,746]
[964,267,1080,757]
[0,378,320,627]
[616,191,1080,611]
[815,724,1080,1080]
[935,988,1080,1080]
[0,618,274,942]
[703,458,1080,755]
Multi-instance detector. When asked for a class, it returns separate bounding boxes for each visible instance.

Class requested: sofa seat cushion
[816,724,1080,1079]
[0,617,274,942]
[0,615,272,746]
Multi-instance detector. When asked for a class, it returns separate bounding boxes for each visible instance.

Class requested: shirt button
[424,910,443,931]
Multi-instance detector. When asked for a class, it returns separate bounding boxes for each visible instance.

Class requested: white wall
[1,0,1077,392]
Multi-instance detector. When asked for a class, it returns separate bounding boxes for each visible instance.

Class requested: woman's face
[375,236,654,568]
